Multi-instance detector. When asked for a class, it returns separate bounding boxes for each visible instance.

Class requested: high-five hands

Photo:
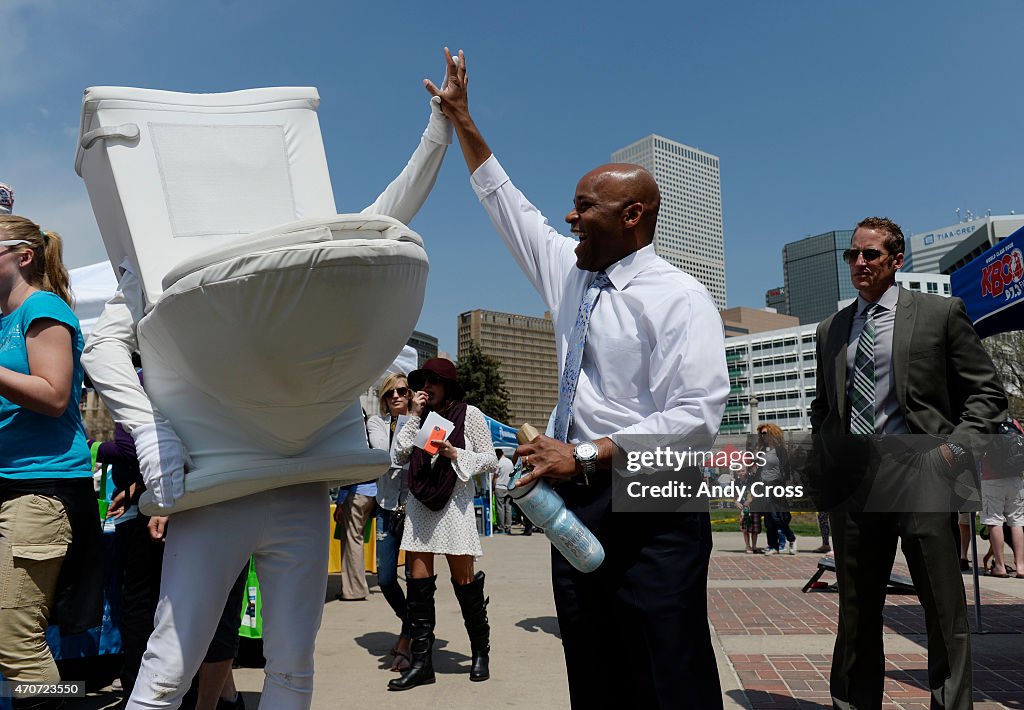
[423,47,468,119]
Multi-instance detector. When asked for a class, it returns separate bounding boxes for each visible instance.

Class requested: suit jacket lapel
[832,302,856,419]
[892,287,916,414]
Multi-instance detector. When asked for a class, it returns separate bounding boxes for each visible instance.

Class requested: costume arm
[360,100,451,225]
[611,289,729,454]
[81,269,155,431]
[81,268,188,507]
[452,406,499,482]
[945,298,1008,446]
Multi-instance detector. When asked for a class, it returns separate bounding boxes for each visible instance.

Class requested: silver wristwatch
[573,441,599,485]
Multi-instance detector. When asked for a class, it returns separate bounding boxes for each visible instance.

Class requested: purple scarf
[409,401,468,511]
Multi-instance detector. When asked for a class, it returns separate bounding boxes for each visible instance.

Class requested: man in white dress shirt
[425,48,729,708]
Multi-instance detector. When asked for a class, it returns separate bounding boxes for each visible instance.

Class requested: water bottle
[507,425,605,573]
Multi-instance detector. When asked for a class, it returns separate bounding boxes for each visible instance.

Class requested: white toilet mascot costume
[77,72,453,709]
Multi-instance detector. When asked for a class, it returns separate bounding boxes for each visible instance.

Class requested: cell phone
[424,425,447,455]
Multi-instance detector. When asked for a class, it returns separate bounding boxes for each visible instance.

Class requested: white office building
[723,324,819,435]
[906,216,1024,273]
[612,135,726,308]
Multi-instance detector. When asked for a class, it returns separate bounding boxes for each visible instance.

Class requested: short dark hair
[854,217,905,257]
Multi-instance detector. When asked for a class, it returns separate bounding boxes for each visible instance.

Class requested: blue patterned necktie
[553,272,612,443]
[849,303,879,435]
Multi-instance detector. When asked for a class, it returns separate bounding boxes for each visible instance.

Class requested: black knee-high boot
[388,575,437,691]
[452,571,490,681]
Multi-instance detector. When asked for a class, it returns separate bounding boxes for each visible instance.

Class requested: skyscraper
[612,135,726,308]
[782,230,858,325]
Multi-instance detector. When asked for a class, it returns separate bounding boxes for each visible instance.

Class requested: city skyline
[4,2,1023,354]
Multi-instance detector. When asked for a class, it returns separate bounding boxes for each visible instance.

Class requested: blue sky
[3,0,1022,353]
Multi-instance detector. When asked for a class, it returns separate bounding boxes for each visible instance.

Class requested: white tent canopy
[69,261,118,338]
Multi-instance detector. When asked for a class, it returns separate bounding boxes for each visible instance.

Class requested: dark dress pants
[830,512,971,710]
[551,481,722,709]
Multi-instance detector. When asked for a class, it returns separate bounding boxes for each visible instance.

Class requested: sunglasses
[422,373,444,385]
[842,248,888,264]
[383,387,410,399]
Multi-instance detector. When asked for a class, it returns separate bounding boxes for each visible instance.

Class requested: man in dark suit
[809,216,1007,710]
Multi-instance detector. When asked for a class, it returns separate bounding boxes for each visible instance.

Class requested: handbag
[389,501,407,538]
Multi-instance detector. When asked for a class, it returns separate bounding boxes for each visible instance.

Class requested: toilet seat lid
[161,213,423,290]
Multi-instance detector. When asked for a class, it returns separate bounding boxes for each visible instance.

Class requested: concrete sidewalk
[73,529,1024,709]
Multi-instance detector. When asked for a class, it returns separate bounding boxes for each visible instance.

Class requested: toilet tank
[75,86,338,307]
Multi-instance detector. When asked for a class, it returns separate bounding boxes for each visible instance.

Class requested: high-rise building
[457,309,558,428]
[407,330,438,367]
[782,230,857,325]
[765,286,786,314]
[612,135,726,308]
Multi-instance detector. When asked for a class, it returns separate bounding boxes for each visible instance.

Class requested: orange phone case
[424,426,447,455]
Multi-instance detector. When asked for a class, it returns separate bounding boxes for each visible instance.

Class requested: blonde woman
[367,372,413,671]
[0,215,102,697]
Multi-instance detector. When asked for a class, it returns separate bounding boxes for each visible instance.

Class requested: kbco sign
[980,246,1024,298]
[951,226,1024,338]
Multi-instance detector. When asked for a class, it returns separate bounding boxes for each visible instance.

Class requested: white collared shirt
[471,155,729,453]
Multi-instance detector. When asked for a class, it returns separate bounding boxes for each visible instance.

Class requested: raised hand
[423,47,468,118]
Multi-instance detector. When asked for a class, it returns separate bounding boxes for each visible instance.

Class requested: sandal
[745,546,754,554]
[986,567,1009,578]
[390,651,411,672]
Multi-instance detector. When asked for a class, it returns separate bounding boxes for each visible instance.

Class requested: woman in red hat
[387,357,497,691]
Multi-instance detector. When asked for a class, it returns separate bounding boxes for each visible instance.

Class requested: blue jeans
[765,511,796,549]
[376,508,408,637]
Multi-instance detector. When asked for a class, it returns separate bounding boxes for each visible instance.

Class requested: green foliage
[457,340,512,423]
[984,331,1024,420]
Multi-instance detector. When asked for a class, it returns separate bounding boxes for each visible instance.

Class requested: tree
[985,331,1024,420]
[457,340,512,423]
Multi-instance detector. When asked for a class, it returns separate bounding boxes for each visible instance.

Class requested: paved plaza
[71,530,1024,709]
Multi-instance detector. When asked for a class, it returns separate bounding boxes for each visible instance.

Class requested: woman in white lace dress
[388,358,497,691]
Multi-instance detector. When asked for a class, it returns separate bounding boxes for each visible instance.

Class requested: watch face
[576,442,598,460]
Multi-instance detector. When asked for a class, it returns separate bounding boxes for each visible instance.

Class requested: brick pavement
[714,533,1024,709]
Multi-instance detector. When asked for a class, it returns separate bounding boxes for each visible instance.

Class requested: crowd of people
[0,46,1019,710]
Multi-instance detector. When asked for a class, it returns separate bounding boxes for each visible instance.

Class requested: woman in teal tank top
[0,214,102,702]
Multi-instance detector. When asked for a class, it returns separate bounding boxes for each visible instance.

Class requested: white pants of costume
[127,483,329,710]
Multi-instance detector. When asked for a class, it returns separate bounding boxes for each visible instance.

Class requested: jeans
[765,511,796,549]
[376,508,408,637]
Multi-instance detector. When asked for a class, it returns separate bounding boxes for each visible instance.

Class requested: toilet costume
[77,82,451,709]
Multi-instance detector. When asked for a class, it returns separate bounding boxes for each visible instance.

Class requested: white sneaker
[788,541,797,555]
[765,548,778,555]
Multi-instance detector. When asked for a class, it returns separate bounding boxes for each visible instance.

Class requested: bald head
[566,163,662,271]
[582,164,661,243]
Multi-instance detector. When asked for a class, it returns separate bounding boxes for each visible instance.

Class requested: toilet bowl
[76,86,428,514]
